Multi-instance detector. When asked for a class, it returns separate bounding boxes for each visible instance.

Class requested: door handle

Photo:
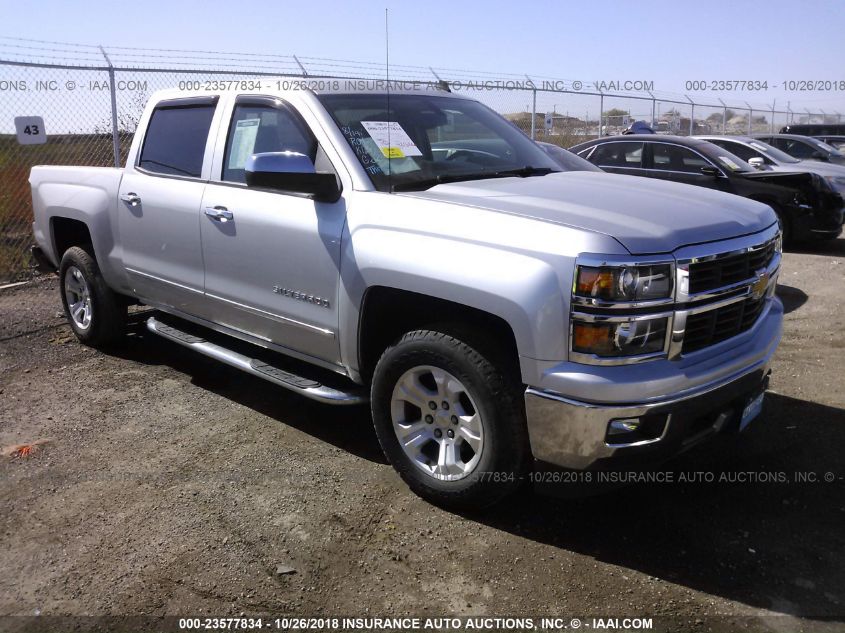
[120,192,141,207]
[204,206,234,222]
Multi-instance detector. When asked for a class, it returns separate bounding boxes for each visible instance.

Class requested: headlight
[574,264,673,302]
[572,316,669,358]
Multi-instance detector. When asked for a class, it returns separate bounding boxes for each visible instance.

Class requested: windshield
[806,137,841,154]
[696,143,755,173]
[536,142,602,172]
[747,140,801,163]
[317,93,561,191]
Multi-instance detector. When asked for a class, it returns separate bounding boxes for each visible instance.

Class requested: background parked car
[811,135,845,150]
[780,123,845,136]
[754,134,845,166]
[570,135,844,244]
[697,135,845,197]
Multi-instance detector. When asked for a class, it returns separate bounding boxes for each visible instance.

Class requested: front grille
[682,295,766,354]
[688,239,776,294]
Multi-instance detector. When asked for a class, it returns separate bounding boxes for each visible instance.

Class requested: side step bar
[146,316,368,405]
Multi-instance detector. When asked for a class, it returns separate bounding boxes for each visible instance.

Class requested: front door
[646,142,728,192]
[199,96,345,365]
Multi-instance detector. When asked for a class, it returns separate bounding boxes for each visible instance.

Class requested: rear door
[118,96,221,315]
[199,95,346,365]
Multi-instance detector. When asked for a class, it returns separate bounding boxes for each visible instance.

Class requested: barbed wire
[0,34,841,114]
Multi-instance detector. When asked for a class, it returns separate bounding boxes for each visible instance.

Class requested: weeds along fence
[0,54,839,282]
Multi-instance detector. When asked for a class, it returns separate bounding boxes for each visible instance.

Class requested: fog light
[605,414,669,446]
[608,418,641,436]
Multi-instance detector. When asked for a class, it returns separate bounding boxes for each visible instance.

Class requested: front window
[222,100,317,184]
[317,93,560,191]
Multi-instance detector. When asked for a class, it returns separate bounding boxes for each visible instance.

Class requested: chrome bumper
[524,308,781,470]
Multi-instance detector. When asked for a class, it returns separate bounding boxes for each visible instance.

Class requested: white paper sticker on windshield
[718,156,741,170]
[360,121,422,159]
[227,118,260,169]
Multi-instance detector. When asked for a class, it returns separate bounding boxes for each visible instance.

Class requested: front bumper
[524,299,781,470]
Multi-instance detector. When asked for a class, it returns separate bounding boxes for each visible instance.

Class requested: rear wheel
[59,246,126,348]
[371,329,530,510]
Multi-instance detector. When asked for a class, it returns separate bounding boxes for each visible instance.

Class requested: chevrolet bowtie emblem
[750,268,769,300]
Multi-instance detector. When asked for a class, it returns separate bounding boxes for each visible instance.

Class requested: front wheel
[371,329,530,510]
[59,246,126,348]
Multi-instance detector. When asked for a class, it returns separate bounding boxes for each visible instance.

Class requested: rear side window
[589,142,643,168]
[139,104,216,178]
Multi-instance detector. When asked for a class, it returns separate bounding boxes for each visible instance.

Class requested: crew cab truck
[30,87,783,509]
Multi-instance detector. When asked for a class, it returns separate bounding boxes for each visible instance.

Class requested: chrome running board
[146,316,368,405]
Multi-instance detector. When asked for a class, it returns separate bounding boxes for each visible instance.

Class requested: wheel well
[52,217,93,260]
[357,286,520,384]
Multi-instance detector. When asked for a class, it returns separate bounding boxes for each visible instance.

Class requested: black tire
[371,329,530,510]
[58,246,126,348]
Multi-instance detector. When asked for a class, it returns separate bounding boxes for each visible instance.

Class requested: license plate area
[740,391,765,431]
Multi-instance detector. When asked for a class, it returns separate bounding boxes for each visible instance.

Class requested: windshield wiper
[391,166,556,192]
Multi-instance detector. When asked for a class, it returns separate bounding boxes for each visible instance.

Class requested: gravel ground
[0,239,843,633]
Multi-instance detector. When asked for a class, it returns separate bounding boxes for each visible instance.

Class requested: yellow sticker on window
[381,147,405,158]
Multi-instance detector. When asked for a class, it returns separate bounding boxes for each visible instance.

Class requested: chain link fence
[1,57,841,282]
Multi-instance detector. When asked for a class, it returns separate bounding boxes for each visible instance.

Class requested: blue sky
[1,0,844,112]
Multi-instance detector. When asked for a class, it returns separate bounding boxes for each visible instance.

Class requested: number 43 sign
[14,116,47,145]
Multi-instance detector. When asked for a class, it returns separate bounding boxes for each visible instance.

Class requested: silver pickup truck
[30,87,783,509]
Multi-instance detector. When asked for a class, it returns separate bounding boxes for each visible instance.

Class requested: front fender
[338,226,572,379]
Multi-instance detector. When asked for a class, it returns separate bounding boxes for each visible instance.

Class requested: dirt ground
[1,239,844,633]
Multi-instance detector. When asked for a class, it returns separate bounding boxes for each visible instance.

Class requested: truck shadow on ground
[112,314,843,618]
[788,236,845,256]
[115,315,384,464]
[478,392,845,619]
[775,284,808,314]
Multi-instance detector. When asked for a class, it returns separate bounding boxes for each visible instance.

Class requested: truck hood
[403,171,776,254]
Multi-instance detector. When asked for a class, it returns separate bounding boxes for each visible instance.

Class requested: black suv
[569,135,843,244]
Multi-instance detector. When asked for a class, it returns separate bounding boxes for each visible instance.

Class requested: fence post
[293,55,308,76]
[745,102,753,135]
[530,87,536,140]
[99,46,120,168]
[718,98,727,134]
[648,90,655,127]
[599,92,604,137]
[686,95,694,135]
[771,102,776,134]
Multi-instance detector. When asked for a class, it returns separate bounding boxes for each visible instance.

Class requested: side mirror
[700,165,721,177]
[245,152,341,202]
[747,157,766,170]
